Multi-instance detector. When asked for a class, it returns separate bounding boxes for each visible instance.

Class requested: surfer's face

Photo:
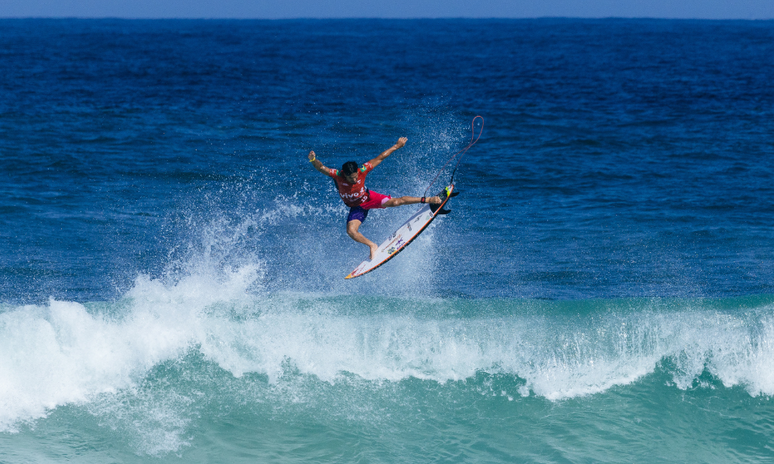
[344,172,358,184]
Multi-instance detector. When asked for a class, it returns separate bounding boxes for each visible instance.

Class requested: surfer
[308,137,442,260]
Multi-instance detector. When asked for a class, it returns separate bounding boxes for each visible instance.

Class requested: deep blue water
[1,18,774,462]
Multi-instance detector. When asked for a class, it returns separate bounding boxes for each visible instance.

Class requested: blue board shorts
[347,206,369,224]
[346,190,391,224]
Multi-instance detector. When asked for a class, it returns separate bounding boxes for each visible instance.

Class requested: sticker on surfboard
[345,184,456,279]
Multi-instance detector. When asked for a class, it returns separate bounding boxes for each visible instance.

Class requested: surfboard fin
[430,204,452,214]
[430,186,459,214]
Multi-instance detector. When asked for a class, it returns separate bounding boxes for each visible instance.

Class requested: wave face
[3,277,774,460]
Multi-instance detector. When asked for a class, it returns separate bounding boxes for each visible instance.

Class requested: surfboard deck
[345,184,455,279]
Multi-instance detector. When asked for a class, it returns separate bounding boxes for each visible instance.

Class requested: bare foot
[427,195,441,204]
[369,243,379,260]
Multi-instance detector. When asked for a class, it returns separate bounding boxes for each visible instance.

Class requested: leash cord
[422,115,484,198]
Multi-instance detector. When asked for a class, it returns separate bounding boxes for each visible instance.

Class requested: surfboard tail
[430,184,457,215]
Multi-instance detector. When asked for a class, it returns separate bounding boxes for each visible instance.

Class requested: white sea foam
[4,278,774,440]
[0,263,260,435]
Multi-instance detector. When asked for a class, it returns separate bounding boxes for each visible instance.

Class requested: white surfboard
[345,184,456,279]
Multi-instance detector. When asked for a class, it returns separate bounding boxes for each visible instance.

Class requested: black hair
[341,161,359,176]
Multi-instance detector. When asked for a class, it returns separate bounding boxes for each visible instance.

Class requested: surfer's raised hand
[309,150,330,175]
[369,137,407,168]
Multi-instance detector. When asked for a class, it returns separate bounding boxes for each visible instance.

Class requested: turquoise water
[3,291,774,461]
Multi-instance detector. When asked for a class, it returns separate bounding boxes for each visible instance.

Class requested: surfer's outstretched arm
[367,137,407,169]
[308,150,333,176]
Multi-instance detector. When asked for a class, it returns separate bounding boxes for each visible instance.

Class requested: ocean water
[1,18,774,462]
